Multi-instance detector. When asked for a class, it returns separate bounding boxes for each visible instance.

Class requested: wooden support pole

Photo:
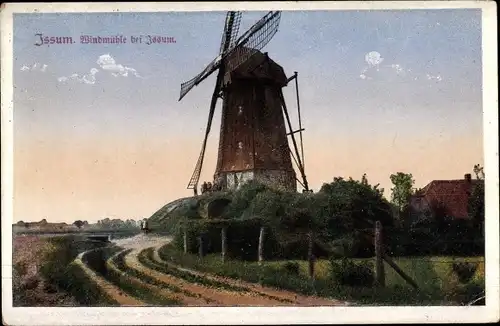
[279,90,309,191]
[286,128,305,136]
[286,74,297,84]
[374,221,385,287]
[383,254,419,289]
[294,71,305,173]
[258,226,265,264]
[221,227,227,263]
[183,228,188,254]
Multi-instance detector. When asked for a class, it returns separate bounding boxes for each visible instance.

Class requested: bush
[39,236,115,305]
[281,261,300,275]
[329,258,374,287]
[444,279,485,305]
[14,261,28,277]
[452,262,478,284]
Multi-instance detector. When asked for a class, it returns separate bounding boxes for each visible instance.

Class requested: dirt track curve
[79,234,351,307]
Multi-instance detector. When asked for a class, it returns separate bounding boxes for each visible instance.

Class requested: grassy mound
[149,178,394,260]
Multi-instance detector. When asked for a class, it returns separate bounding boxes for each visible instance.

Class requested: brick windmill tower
[179,11,308,194]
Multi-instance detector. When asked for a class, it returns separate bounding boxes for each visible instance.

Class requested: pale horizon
[12,9,484,223]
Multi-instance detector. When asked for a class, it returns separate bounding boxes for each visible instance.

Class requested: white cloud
[57,54,142,86]
[96,54,141,78]
[20,63,48,72]
[390,64,404,74]
[358,52,443,83]
[58,68,99,85]
[365,51,384,67]
[426,74,442,82]
[359,51,385,80]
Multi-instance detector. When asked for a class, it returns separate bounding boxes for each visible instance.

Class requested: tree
[73,220,84,229]
[473,164,485,180]
[319,175,393,229]
[390,172,415,212]
[468,164,485,234]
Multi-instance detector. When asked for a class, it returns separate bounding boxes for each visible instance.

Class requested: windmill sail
[186,12,241,190]
[179,57,220,101]
[219,11,243,54]
[187,66,227,190]
[180,12,242,102]
[226,11,281,73]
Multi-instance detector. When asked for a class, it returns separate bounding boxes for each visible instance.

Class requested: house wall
[407,196,433,226]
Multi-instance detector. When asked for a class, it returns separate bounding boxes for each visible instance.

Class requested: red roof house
[408,174,482,223]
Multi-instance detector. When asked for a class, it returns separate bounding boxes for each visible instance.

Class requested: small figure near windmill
[179,11,309,194]
[140,218,150,234]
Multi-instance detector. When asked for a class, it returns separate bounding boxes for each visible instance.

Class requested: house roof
[416,179,482,219]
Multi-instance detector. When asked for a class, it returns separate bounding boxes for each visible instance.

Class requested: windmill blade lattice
[226,11,281,73]
[186,69,223,190]
[179,56,220,101]
[219,11,243,55]
[187,143,207,189]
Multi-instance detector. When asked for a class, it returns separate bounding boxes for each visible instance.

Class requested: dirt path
[124,249,291,306]
[106,252,208,306]
[74,255,144,306]
[106,234,350,306]
[150,246,351,306]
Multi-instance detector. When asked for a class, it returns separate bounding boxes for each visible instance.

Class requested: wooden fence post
[183,227,188,254]
[198,235,204,258]
[258,226,265,264]
[308,230,315,280]
[374,221,386,287]
[221,226,227,262]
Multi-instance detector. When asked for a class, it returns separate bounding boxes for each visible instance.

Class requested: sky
[12,9,484,223]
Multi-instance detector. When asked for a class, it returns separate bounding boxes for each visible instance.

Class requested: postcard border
[1,1,498,325]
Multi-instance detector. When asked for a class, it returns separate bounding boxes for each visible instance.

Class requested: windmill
[179,11,309,195]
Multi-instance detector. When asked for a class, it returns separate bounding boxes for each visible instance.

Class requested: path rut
[151,246,351,306]
[124,249,290,306]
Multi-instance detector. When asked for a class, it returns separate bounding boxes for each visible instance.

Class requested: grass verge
[157,244,479,305]
[39,236,118,306]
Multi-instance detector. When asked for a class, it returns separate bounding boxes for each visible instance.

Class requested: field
[12,233,485,307]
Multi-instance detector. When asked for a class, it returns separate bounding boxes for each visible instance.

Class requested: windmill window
[238,105,244,115]
[238,141,243,149]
